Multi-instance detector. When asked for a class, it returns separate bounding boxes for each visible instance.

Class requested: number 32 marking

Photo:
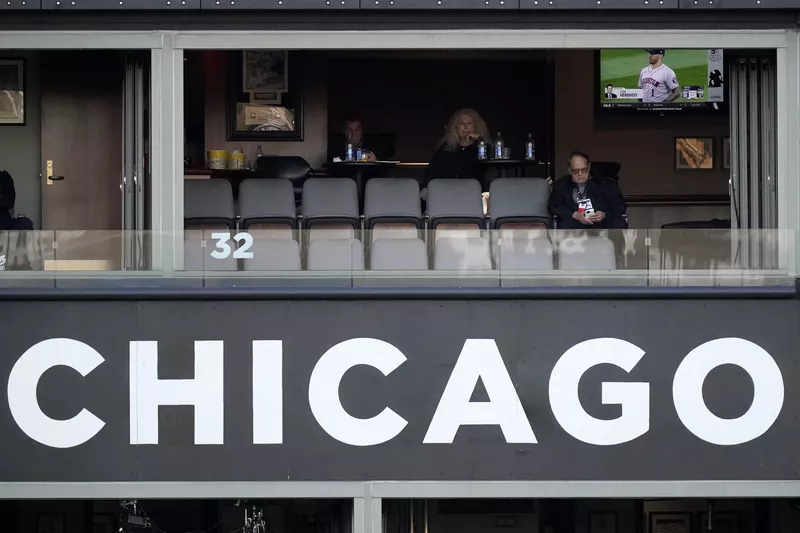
[210,232,254,259]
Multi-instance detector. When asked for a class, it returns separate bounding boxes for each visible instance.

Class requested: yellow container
[207,150,228,170]
[228,152,246,170]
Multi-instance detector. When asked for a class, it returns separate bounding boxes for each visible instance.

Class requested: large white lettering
[253,340,283,444]
[129,340,224,445]
[4,336,789,449]
[673,337,784,445]
[549,338,649,445]
[308,338,408,446]
[7,338,106,448]
[424,339,536,444]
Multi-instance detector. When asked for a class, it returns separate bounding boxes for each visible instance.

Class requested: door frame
[0,29,796,272]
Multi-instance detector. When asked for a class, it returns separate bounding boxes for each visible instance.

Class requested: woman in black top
[425,108,492,190]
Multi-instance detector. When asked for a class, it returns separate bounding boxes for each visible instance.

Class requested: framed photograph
[675,137,714,170]
[37,515,65,533]
[700,513,739,533]
[250,91,282,105]
[650,513,691,533]
[0,58,25,125]
[243,50,287,93]
[723,137,731,169]
[590,512,617,533]
[229,51,303,141]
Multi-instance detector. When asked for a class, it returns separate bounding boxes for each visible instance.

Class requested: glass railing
[0,228,795,289]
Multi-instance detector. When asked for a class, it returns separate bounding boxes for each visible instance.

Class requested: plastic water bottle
[494,132,504,160]
[477,138,487,160]
[345,143,354,162]
[525,134,535,161]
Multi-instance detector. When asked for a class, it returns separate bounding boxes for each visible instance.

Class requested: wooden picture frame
[700,512,739,533]
[675,137,714,170]
[0,58,25,125]
[723,137,731,170]
[650,512,691,533]
[37,514,65,533]
[589,512,617,533]
[229,51,302,141]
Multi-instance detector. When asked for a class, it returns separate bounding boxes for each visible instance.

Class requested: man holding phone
[548,152,627,229]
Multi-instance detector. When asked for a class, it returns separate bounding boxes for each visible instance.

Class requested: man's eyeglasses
[569,166,590,176]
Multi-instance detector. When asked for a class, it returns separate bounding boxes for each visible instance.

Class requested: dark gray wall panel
[0,11,795,27]
[18,0,793,8]
[200,0,360,10]
[0,299,798,482]
[519,0,679,8]
[0,0,41,10]
[680,0,796,7]
[40,0,199,9]
[362,0,520,9]
[37,0,196,8]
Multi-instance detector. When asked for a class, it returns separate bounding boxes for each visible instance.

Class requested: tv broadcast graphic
[599,49,724,114]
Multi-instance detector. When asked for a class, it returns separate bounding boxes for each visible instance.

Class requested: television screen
[598,49,725,114]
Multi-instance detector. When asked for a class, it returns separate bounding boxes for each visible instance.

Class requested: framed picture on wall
[0,58,25,125]
[700,512,739,533]
[243,50,288,93]
[650,513,691,533]
[229,51,303,141]
[723,137,731,169]
[37,515,65,533]
[251,91,282,105]
[589,512,617,533]
[675,137,714,170]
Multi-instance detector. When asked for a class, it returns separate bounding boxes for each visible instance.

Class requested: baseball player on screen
[638,49,680,103]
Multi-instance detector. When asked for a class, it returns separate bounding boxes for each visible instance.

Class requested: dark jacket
[547,175,626,222]
[425,142,488,190]
[0,170,16,229]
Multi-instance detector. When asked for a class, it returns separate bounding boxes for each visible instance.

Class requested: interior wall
[429,501,539,533]
[200,48,733,201]
[643,499,755,533]
[14,500,87,533]
[554,50,730,197]
[326,55,549,163]
[203,51,328,168]
[0,50,41,226]
[573,499,638,533]
[773,499,800,533]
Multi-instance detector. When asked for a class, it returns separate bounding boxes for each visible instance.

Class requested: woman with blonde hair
[425,108,492,188]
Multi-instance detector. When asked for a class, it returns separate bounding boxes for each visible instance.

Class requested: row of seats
[184,177,551,240]
[185,233,617,272]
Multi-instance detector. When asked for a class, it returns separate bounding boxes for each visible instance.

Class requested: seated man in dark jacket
[0,170,16,230]
[548,151,627,229]
[0,170,33,231]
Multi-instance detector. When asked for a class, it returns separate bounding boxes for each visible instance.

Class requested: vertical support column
[354,499,366,533]
[371,495,383,533]
[354,489,382,533]
[748,58,761,269]
[777,31,800,274]
[150,33,184,272]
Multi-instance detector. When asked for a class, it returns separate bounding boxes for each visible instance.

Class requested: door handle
[46,160,64,185]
